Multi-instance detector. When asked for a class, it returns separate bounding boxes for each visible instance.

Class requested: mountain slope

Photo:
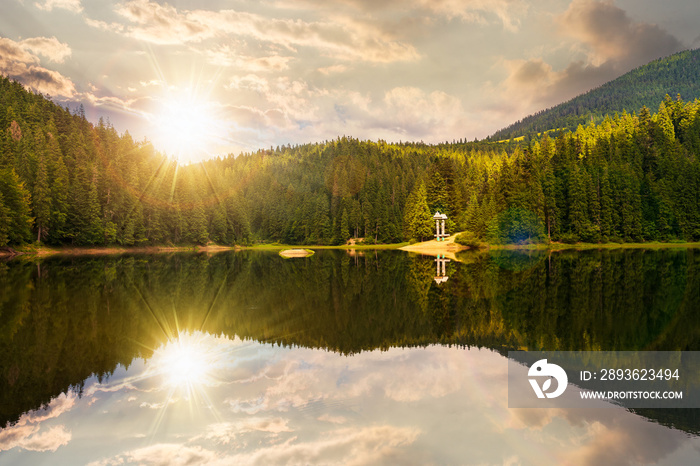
[491,48,700,141]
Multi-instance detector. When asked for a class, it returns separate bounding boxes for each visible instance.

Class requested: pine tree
[0,168,33,244]
[0,191,10,247]
[33,156,50,243]
[403,181,433,241]
[460,192,480,235]
[340,207,350,242]
[426,170,449,214]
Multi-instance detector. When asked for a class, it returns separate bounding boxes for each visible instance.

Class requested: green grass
[484,241,700,250]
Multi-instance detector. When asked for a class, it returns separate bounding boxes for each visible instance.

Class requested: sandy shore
[399,234,467,260]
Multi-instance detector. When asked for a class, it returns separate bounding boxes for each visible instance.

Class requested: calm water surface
[1,249,700,465]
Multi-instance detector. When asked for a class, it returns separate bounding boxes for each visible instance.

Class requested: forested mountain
[2,75,700,246]
[491,48,700,141]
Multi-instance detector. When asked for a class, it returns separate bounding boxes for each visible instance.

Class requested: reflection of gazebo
[434,254,450,284]
[433,211,449,241]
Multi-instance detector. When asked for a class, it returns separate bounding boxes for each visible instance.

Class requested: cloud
[34,0,82,13]
[415,0,528,31]
[203,45,292,72]
[317,413,347,424]
[19,36,71,63]
[110,0,418,63]
[115,0,213,44]
[286,0,528,31]
[0,36,76,97]
[318,64,348,75]
[485,1,686,127]
[377,86,468,139]
[559,0,684,66]
[223,74,473,146]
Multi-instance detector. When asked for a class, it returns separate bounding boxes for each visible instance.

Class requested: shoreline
[0,244,239,258]
[2,239,700,259]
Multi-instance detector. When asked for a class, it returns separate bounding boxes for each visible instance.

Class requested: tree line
[1,75,700,246]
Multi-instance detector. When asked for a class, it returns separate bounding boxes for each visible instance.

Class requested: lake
[1,249,700,465]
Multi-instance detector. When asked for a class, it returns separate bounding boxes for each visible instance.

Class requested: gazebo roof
[433,212,448,219]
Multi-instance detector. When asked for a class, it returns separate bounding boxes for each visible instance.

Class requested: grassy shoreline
[2,240,700,259]
[487,241,700,251]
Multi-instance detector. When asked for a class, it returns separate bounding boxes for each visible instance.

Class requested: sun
[150,94,222,162]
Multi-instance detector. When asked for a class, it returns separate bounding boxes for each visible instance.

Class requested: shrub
[455,231,487,249]
[559,232,580,244]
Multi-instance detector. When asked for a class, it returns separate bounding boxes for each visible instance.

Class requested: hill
[491,48,700,141]
[2,75,700,247]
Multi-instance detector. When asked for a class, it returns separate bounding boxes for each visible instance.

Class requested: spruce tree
[0,168,32,244]
[0,191,9,247]
[33,156,51,243]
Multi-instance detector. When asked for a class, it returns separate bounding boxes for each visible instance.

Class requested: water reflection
[434,254,450,284]
[2,333,700,465]
[1,249,700,464]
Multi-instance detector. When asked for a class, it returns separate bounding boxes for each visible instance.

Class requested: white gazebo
[433,211,449,241]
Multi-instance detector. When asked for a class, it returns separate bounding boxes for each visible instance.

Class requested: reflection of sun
[138,332,237,435]
[150,94,222,161]
[157,337,210,390]
[149,332,222,400]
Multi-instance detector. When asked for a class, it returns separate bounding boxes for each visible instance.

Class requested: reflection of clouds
[243,346,479,410]
[506,404,688,465]
[9,336,700,465]
[139,400,177,410]
[193,417,292,446]
[0,393,75,453]
[89,443,219,466]
[94,425,420,466]
[234,425,421,466]
[1,426,72,453]
[16,392,75,426]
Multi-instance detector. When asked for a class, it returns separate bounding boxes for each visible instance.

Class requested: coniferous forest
[1,75,700,247]
[491,48,700,142]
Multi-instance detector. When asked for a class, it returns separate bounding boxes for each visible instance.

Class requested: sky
[1,0,699,162]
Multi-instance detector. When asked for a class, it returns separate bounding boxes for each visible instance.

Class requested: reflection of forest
[1,249,700,430]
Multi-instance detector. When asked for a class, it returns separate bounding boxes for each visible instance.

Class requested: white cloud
[203,45,292,72]
[0,36,76,97]
[19,36,71,63]
[415,0,529,31]
[115,0,213,44]
[34,0,82,13]
[318,64,348,75]
[110,0,418,63]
